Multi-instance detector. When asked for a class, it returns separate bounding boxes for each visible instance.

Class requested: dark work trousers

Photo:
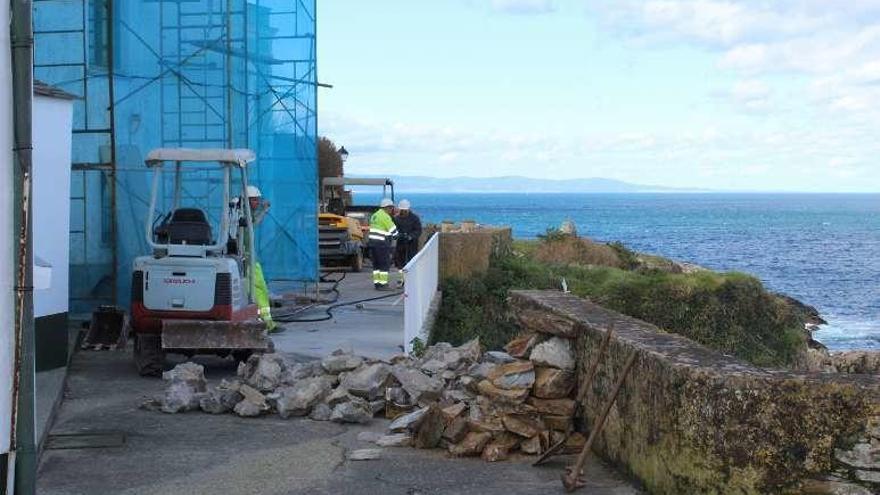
[395,240,418,268]
[370,239,392,286]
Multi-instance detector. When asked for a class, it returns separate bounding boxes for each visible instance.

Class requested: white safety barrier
[402,233,440,355]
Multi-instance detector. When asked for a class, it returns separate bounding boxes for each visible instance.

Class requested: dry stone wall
[509,290,880,495]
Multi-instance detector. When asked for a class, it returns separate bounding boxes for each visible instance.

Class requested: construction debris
[152,328,584,463]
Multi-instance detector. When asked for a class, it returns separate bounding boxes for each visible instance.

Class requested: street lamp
[338,146,349,162]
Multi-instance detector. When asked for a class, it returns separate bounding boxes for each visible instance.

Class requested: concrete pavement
[271,270,406,360]
[37,270,641,494]
[36,350,641,494]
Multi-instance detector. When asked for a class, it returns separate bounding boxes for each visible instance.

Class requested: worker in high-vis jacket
[245,186,276,331]
[369,198,398,289]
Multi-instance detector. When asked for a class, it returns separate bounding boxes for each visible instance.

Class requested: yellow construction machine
[318,176,394,271]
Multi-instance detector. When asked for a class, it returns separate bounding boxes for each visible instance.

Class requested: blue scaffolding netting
[34,0,318,313]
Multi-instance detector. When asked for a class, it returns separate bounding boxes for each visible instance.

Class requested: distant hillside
[349,175,706,193]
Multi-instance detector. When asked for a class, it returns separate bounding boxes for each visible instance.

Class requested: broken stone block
[234,399,265,417]
[467,362,497,381]
[441,402,467,422]
[533,367,575,399]
[340,363,393,400]
[325,387,354,407]
[502,414,545,438]
[239,383,266,403]
[542,414,574,432]
[322,351,364,374]
[459,375,479,393]
[199,384,243,415]
[161,362,207,413]
[376,433,412,447]
[413,405,446,449]
[389,354,414,365]
[420,359,448,375]
[443,416,469,444]
[441,370,458,381]
[526,397,576,417]
[309,403,332,421]
[331,397,373,424]
[520,435,543,455]
[480,434,520,463]
[420,339,481,373]
[489,361,535,390]
[276,376,334,418]
[163,361,207,385]
[392,365,445,405]
[253,354,286,391]
[467,415,505,435]
[442,389,473,404]
[231,383,269,417]
[385,386,414,418]
[389,407,429,433]
[494,432,523,451]
[281,361,325,385]
[457,339,482,363]
[369,399,385,416]
[476,380,529,404]
[504,333,540,359]
[385,386,411,406]
[162,383,205,414]
[481,441,510,462]
[529,337,576,370]
[448,431,492,457]
[348,449,382,461]
[484,351,516,364]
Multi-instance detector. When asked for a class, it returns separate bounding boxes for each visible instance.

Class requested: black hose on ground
[272,290,404,323]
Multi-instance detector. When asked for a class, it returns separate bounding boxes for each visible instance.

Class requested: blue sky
[318,1,880,192]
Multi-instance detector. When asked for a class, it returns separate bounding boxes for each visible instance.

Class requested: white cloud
[590,1,880,122]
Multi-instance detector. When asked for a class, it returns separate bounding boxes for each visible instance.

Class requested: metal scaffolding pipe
[9,0,36,493]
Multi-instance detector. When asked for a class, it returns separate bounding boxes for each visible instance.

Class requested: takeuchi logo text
[163,278,196,285]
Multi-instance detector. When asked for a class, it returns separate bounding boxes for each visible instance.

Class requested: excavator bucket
[160,319,270,351]
[82,306,129,350]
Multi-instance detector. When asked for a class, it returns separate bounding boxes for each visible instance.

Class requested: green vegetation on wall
[432,233,807,367]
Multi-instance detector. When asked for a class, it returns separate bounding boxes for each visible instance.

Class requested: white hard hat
[398,199,411,210]
[247,185,262,198]
[380,198,394,208]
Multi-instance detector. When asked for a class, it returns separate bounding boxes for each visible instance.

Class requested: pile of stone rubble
[149,332,585,462]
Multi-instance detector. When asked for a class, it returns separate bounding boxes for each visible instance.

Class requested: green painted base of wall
[36,312,68,372]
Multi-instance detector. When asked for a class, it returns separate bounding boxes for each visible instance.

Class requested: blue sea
[396,193,879,351]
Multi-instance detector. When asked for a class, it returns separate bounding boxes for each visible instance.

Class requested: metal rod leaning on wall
[562,351,639,493]
[534,322,616,466]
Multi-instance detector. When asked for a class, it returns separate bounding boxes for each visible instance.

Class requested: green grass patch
[432,240,807,368]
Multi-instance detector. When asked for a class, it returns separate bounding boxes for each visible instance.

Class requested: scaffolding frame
[34,0,319,313]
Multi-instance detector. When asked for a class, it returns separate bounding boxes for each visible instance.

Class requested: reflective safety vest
[369,208,398,243]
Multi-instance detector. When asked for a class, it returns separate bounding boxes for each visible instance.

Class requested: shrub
[533,236,622,268]
[432,246,807,367]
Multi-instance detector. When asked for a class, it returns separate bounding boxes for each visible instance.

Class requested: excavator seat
[160,208,213,245]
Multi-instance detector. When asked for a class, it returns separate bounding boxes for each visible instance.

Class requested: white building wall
[33,95,73,319]
[0,4,17,456]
